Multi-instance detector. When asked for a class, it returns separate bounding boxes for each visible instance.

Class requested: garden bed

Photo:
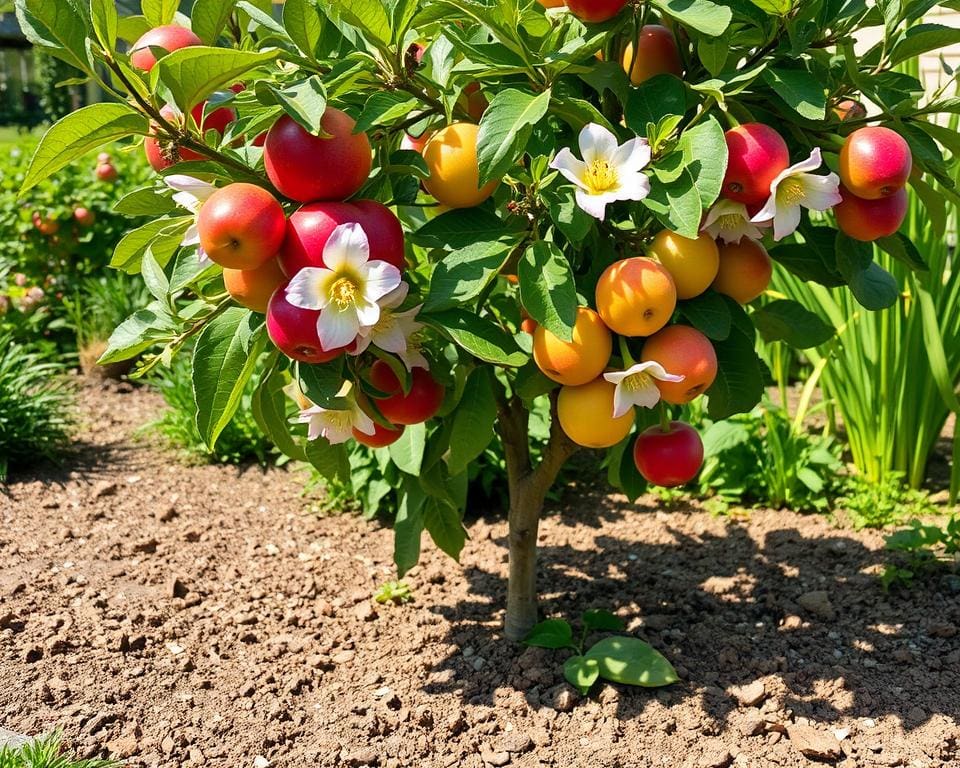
[1,380,957,768]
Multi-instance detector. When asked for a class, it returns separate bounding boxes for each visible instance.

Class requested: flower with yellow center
[285,222,402,351]
[549,123,651,220]
[603,361,685,418]
[164,174,217,266]
[701,199,766,244]
[351,282,429,370]
[290,380,375,444]
[751,148,842,241]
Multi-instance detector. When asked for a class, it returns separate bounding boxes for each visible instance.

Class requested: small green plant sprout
[838,472,936,530]
[0,730,118,768]
[523,609,677,696]
[880,516,960,591]
[374,580,414,605]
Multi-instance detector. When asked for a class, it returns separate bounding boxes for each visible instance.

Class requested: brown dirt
[1,380,958,768]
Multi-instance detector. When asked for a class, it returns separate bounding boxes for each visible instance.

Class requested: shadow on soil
[425,487,960,738]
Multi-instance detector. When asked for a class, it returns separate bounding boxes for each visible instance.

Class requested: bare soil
[1,380,958,768]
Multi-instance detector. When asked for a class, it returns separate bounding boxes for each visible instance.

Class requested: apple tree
[16,0,960,641]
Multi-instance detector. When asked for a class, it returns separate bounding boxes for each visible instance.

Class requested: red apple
[721,123,790,206]
[130,25,202,72]
[263,110,372,203]
[73,207,95,227]
[196,183,287,269]
[838,126,912,200]
[95,163,118,182]
[353,421,405,447]
[633,421,704,488]
[144,103,236,171]
[622,25,683,86]
[834,185,908,242]
[266,287,348,363]
[565,0,628,23]
[369,361,444,425]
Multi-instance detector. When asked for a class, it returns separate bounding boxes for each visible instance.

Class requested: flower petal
[772,203,802,241]
[373,321,408,354]
[797,172,842,211]
[317,305,360,350]
[323,222,370,272]
[631,379,663,409]
[767,147,825,194]
[181,222,200,247]
[286,267,334,310]
[603,370,630,385]
[379,282,409,309]
[352,409,376,436]
[578,122,618,165]
[363,261,402,302]
[164,175,216,199]
[574,188,615,220]
[611,383,635,419]
[612,137,651,174]
[550,148,590,191]
[751,194,778,224]
[354,297,381,329]
[615,171,651,202]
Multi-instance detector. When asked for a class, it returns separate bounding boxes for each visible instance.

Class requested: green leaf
[259,77,327,135]
[650,0,731,36]
[623,74,686,134]
[193,308,267,450]
[697,36,727,76]
[423,498,467,560]
[519,242,578,342]
[414,208,517,250]
[113,187,178,217]
[423,309,528,366]
[155,47,280,112]
[325,0,391,44]
[678,291,731,341]
[354,91,419,133]
[90,0,118,51]
[544,185,594,243]
[582,609,625,632]
[251,358,307,462]
[191,0,238,44]
[585,636,678,687]
[110,217,192,274]
[141,0,178,25]
[762,67,826,120]
[707,325,764,419]
[835,232,899,310]
[770,228,844,286]
[643,166,703,239]
[423,241,513,312]
[394,482,426,576]
[296,359,346,408]
[523,618,574,649]
[389,422,427,475]
[876,232,927,272]
[564,655,600,695]
[679,116,727,209]
[747,0,793,13]
[15,0,90,73]
[447,368,497,475]
[890,24,960,65]
[98,303,177,364]
[751,299,834,348]
[476,87,552,185]
[20,104,149,194]
[140,248,170,302]
[283,0,323,58]
[304,439,351,482]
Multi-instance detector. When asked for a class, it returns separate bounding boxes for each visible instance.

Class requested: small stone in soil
[797,591,836,620]
[786,724,842,760]
[729,680,766,707]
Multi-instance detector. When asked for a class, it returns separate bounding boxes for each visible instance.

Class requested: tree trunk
[498,392,578,642]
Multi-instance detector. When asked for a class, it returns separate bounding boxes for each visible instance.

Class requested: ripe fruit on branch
[353,420,405,448]
[266,288,347,363]
[722,123,790,206]
[532,307,612,386]
[633,421,704,487]
[838,126,911,200]
[422,123,498,209]
[224,258,287,313]
[97,152,111,164]
[557,377,634,448]
[144,103,236,171]
[834,99,867,122]
[711,238,772,304]
[595,257,676,337]
[369,361,444,425]
[834,185,907,242]
[130,25,201,72]
[565,0,627,23]
[279,200,405,277]
[622,25,683,86]
[647,230,719,300]
[32,213,59,235]
[400,131,432,154]
[263,111,372,203]
[641,325,717,404]
[536,0,565,7]
[196,183,287,270]
[461,83,489,122]
[73,208,95,228]
[95,163,118,182]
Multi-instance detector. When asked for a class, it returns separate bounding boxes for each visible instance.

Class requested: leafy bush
[145,352,276,466]
[0,731,117,768]
[0,334,74,481]
[837,472,936,530]
[881,516,960,591]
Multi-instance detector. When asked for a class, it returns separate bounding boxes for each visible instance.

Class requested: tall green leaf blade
[325,0,392,44]
[304,438,351,481]
[20,104,150,194]
[476,87,552,185]
[192,308,266,449]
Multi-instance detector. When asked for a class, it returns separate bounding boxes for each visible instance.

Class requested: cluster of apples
[130,25,448,446]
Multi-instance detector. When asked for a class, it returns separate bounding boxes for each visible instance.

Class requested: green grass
[0,732,117,768]
[0,126,39,151]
